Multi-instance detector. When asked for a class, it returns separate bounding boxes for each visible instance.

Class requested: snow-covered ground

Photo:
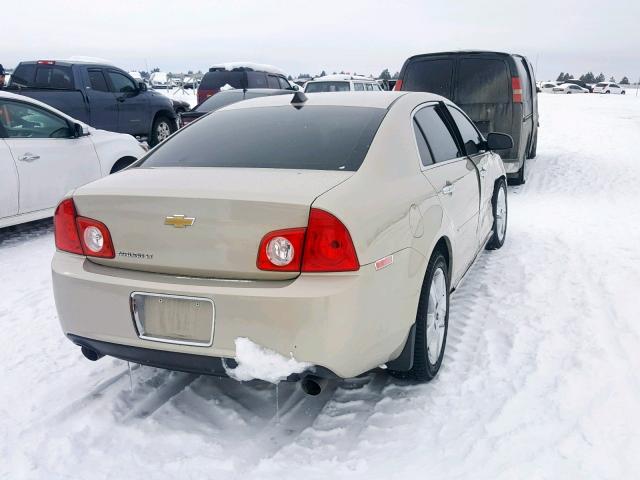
[2,94,640,479]
[156,87,198,108]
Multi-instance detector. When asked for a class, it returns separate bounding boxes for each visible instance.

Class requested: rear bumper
[52,249,423,378]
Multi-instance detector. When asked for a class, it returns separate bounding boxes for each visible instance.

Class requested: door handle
[441,183,455,195]
[18,153,40,162]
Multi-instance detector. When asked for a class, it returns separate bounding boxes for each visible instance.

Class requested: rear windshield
[140,105,386,171]
[196,91,288,113]
[457,58,509,104]
[305,82,351,93]
[10,64,74,89]
[402,59,454,98]
[200,71,245,90]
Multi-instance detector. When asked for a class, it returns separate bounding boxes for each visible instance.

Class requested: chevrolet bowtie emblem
[164,215,196,228]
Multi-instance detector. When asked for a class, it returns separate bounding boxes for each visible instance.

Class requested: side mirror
[486,132,513,150]
[138,82,147,92]
[73,122,89,138]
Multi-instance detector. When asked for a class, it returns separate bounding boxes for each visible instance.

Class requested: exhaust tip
[81,346,103,362]
[300,376,328,396]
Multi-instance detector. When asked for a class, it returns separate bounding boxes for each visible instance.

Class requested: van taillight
[197,88,219,104]
[257,209,359,273]
[37,60,56,65]
[393,79,403,91]
[54,198,115,258]
[512,77,522,103]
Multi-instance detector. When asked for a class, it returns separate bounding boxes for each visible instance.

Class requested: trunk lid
[72,168,353,280]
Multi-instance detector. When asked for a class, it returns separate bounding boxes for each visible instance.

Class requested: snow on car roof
[309,74,375,82]
[209,62,287,76]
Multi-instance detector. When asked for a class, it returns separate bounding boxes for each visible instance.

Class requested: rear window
[200,71,245,90]
[457,58,509,104]
[402,59,454,98]
[140,106,386,171]
[305,82,351,93]
[11,64,74,89]
[595,83,607,87]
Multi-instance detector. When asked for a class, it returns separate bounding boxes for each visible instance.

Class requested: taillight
[54,199,83,255]
[197,88,218,104]
[512,77,522,103]
[53,198,115,258]
[76,217,115,258]
[257,228,306,271]
[302,209,359,272]
[257,209,359,273]
[393,79,403,91]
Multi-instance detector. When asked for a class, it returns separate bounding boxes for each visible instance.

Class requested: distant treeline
[556,72,631,84]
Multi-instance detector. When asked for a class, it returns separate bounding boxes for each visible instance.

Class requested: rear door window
[457,58,509,104]
[448,106,483,155]
[33,65,74,89]
[414,106,459,163]
[365,83,373,91]
[140,106,387,171]
[267,75,280,89]
[403,59,454,98]
[247,72,268,88]
[88,69,110,92]
[354,83,364,91]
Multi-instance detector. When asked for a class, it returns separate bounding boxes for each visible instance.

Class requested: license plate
[130,292,214,346]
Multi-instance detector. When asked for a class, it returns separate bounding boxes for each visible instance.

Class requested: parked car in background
[539,82,559,93]
[149,71,170,89]
[304,75,383,93]
[178,88,292,128]
[553,83,589,94]
[197,63,294,104]
[7,60,177,146]
[593,82,625,94]
[51,91,511,386]
[395,50,538,184]
[0,91,145,228]
[563,79,593,92]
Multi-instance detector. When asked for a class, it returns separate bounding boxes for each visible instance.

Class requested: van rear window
[140,106,386,171]
[200,71,245,90]
[402,59,454,98]
[457,58,509,104]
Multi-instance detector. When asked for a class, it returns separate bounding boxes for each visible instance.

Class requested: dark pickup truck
[7,60,177,146]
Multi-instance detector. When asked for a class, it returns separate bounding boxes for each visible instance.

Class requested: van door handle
[441,183,455,195]
[18,153,40,162]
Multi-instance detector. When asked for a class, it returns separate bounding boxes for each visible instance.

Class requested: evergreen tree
[609,76,616,82]
[620,76,630,85]
[556,72,565,82]
[596,72,605,82]
[392,71,400,79]
[320,70,327,77]
[378,69,391,80]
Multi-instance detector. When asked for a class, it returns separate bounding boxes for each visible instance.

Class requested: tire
[621,90,626,95]
[393,251,450,382]
[150,116,175,147]
[486,179,508,250]
[605,90,610,94]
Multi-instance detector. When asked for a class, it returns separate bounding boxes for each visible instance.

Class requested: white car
[539,82,559,93]
[0,91,146,228]
[592,82,625,94]
[552,83,589,94]
[304,75,383,93]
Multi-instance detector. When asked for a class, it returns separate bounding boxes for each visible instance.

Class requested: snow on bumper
[51,249,421,378]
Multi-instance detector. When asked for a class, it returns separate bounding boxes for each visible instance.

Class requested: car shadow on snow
[0,218,53,247]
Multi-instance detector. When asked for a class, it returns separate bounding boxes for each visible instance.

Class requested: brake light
[53,198,115,258]
[54,199,83,255]
[257,228,306,271]
[512,77,522,103]
[197,88,219,104]
[257,209,359,273]
[301,209,359,272]
[393,79,403,91]
[37,60,56,65]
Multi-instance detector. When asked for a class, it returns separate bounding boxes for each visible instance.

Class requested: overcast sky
[3,0,639,81]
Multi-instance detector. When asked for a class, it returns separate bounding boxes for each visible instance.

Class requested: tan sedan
[52,91,510,384]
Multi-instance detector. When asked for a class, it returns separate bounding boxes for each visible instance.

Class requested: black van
[197,64,293,104]
[395,51,538,184]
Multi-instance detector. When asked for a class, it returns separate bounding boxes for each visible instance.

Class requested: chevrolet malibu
[52,91,511,384]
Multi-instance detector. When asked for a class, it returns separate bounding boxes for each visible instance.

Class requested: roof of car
[308,74,377,82]
[212,88,292,96]
[221,91,446,111]
[406,50,520,60]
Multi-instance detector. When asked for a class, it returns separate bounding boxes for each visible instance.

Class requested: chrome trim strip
[130,291,215,347]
